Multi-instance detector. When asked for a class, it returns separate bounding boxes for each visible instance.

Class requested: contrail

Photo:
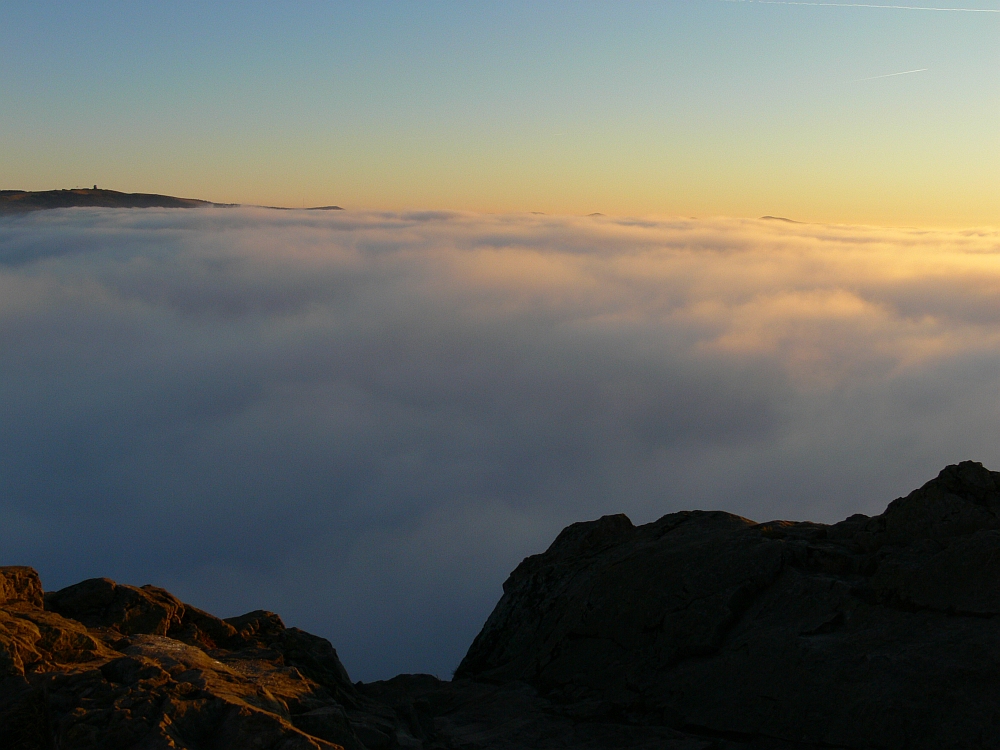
[724,1,1000,11]
[861,67,929,80]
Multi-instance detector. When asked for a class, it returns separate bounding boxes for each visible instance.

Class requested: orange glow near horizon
[2,2,997,229]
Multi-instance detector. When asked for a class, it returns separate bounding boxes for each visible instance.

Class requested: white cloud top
[1,208,998,679]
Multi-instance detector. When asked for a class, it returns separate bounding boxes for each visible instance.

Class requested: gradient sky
[2,1,998,225]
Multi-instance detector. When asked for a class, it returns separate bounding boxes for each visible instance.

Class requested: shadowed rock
[430,460,1000,749]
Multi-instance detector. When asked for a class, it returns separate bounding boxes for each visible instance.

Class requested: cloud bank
[1,207,999,679]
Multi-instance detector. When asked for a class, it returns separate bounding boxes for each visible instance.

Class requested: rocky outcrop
[433,460,1000,749]
[0,569,415,749]
[7,461,1000,749]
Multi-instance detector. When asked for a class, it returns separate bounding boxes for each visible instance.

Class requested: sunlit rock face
[0,570,409,750]
[6,462,1000,749]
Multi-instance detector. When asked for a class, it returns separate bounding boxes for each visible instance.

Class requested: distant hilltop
[0,188,230,214]
[0,188,342,214]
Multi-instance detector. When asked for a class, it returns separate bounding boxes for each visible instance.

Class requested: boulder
[44,578,184,636]
[0,568,44,609]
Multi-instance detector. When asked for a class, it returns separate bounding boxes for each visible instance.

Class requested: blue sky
[3,1,997,223]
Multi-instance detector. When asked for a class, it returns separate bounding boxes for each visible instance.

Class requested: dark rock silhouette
[0,188,232,214]
[5,461,1000,748]
[436,460,1000,748]
[0,188,345,214]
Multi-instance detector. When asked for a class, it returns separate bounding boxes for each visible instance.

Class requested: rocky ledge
[6,461,1000,749]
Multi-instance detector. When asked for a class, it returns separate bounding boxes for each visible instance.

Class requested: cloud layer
[2,208,999,679]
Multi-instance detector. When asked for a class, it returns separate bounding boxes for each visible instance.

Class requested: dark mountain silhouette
[4,461,1000,748]
[0,189,343,214]
[0,188,234,214]
[759,215,802,223]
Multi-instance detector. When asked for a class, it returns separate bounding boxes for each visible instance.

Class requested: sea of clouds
[1,207,999,679]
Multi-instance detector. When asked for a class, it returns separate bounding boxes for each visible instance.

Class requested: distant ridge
[760,215,802,223]
[0,188,237,214]
[0,189,344,215]
[264,204,344,211]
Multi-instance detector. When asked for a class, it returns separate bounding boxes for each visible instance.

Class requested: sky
[2,208,1000,681]
[1,0,998,225]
